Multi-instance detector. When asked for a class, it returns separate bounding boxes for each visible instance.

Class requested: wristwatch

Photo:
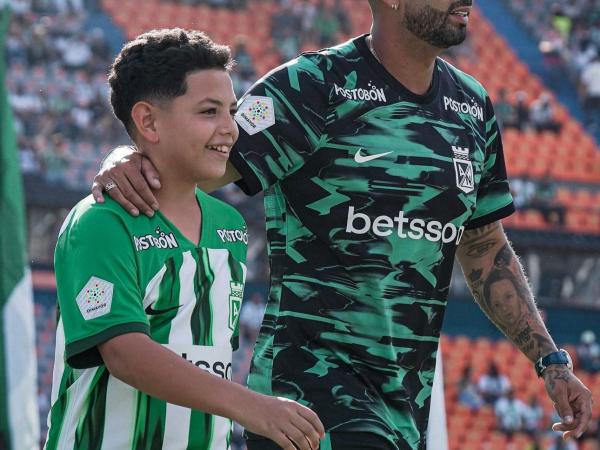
[535,349,573,377]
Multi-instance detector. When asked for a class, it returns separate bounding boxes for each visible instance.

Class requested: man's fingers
[570,396,593,439]
[91,180,105,203]
[141,156,161,189]
[553,394,575,429]
[126,170,159,213]
[105,185,140,216]
[111,173,153,217]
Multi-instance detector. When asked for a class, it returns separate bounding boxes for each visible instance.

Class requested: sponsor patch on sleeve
[76,276,114,320]
[235,96,275,135]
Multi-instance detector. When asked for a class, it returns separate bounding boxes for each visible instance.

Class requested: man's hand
[91,146,161,217]
[543,366,593,440]
[235,394,325,450]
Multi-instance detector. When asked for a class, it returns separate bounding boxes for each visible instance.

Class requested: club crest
[452,146,474,194]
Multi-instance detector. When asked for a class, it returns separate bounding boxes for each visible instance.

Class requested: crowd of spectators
[495,88,563,133]
[270,0,351,63]
[511,174,566,226]
[504,0,600,133]
[578,330,600,373]
[7,0,127,190]
[457,360,600,447]
[166,0,248,8]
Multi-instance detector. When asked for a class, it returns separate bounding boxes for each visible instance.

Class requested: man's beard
[404,2,470,49]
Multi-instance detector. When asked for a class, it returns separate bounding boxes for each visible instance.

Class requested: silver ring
[104,181,117,192]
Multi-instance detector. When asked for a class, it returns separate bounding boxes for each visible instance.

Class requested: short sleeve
[230,55,329,195]
[54,205,149,368]
[465,97,515,229]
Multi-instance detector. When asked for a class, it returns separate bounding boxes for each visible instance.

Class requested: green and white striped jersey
[45,189,247,450]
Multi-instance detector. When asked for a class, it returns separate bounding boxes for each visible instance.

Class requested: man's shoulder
[267,36,360,82]
[437,57,488,100]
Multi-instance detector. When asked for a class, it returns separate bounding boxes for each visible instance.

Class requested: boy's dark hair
[109,28,233,137]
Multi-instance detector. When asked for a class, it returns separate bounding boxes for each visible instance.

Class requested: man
[92,1,593,449]
[46,28,323,450]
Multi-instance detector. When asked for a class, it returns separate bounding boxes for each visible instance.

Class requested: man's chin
[435,29,467,49]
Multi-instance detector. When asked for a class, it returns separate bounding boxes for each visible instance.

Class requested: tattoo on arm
[461,232,556,361]
[466,240,497,258]
[493,243,512,267]
[514,322,533,347]
[468,269,482,283]
[460,222,500,248]
[545,367,571,391]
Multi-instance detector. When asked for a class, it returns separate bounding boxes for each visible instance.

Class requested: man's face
[489,278,521,328]
[403,0,473,48]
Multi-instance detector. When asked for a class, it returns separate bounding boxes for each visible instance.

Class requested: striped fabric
[45,190,247,449]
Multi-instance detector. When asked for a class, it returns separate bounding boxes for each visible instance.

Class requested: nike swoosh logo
[145,304,182,316]
[354,148,392,163]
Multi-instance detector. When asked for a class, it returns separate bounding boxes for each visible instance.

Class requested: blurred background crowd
[6,0,600,449]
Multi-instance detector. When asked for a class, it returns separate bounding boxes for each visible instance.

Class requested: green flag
[0,4,40,449]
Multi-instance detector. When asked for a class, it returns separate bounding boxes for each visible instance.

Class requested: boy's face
[154,69,238,183]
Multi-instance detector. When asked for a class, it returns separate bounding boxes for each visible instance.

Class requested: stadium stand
[8,0,600,448]
[503,0,600,135]
[442,334,600,450]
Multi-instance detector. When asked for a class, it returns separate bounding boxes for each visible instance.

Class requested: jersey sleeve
[230,55,329,195]
[465,96,515,229]
[55,205,149,369]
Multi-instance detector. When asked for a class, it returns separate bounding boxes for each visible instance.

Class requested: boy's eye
[201,108,217,115]
[230,109,237,116]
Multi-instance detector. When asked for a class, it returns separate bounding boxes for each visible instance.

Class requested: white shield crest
[453,159,474,193]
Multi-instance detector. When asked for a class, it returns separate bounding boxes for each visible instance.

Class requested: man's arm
[91,146,242,216]
[99,332,324,450]
[456,221,593,440]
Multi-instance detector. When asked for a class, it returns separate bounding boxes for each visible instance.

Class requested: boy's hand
[92,146,161,217]
[237,394,325,450]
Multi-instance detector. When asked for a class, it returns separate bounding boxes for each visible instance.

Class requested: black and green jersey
[231,35,513,449]
[45,190,247,450]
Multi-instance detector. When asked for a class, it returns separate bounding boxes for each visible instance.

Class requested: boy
[45,28,323,450]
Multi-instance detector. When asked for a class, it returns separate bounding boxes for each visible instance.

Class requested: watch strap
[535,349,572,377]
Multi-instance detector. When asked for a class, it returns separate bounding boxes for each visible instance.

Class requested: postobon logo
[134,226,179,252]
[333,81,387,103]
[217,228,248,245]
[443,96,483,121]
[228,281,243,330]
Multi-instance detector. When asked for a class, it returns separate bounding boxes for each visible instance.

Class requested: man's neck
[369,28,440,95]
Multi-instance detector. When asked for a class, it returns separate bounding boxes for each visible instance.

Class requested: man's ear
[131,101,160,144]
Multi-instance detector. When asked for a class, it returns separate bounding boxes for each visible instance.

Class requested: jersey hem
[66,322,150,369]
[465,202,515,230]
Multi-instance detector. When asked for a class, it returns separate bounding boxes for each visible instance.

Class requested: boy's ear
[131,101,160,144]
